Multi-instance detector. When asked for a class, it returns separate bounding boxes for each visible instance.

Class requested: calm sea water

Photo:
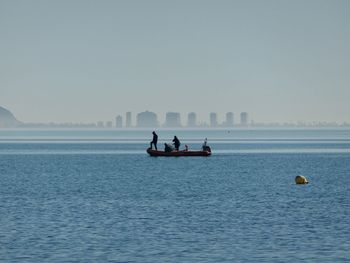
[0,128,349,262]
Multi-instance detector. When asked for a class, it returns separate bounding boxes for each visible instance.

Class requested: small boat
[147,147,211,157]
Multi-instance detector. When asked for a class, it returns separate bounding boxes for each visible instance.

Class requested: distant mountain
[0,106,21,127]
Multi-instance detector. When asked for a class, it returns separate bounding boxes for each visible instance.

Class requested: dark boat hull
[147,148,211,157]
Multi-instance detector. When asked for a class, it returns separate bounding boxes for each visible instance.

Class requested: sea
[0,128,349,262]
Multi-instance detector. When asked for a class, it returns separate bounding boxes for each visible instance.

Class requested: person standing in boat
[172,135,181,151]
[150,131,158,150]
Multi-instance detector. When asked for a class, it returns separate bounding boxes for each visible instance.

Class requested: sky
[1,0,350,124]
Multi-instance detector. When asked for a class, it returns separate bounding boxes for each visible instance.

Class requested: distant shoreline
[1,126,350,130]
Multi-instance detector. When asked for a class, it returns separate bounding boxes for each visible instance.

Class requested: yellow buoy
[295,175,309,184]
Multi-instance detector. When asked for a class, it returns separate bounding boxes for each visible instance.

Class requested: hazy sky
[1,0,350,124]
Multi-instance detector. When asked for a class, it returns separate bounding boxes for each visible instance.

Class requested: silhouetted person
[172,136,180,151]
[150,131,158,150]
[164,143,174,152]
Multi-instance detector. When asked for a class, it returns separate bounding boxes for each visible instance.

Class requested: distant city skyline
[2,104,350,128]
[1,1,350,123]
[113,111,243,128]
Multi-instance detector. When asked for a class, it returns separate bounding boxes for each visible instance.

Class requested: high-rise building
[165,112,181,127]
[115,115,123,128]
[125,112,132,128]
[240,112,248,126]
[187,112,197,127]
[97,121,104,128]
[106,121,113,128]
[225,112,234,127]
[210,112,218,127]
[136,111,158,127]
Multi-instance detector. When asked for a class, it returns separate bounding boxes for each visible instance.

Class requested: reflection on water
[1,128,350,140]
[1,147,350,155]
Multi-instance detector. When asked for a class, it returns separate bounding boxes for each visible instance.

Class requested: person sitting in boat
[150,131,158,150]
[203,138,207,147]
[164,143,174,152]
[202,138,211,152]
[172,136,181,151]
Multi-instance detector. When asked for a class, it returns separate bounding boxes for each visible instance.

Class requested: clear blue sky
[1,0,350,124]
